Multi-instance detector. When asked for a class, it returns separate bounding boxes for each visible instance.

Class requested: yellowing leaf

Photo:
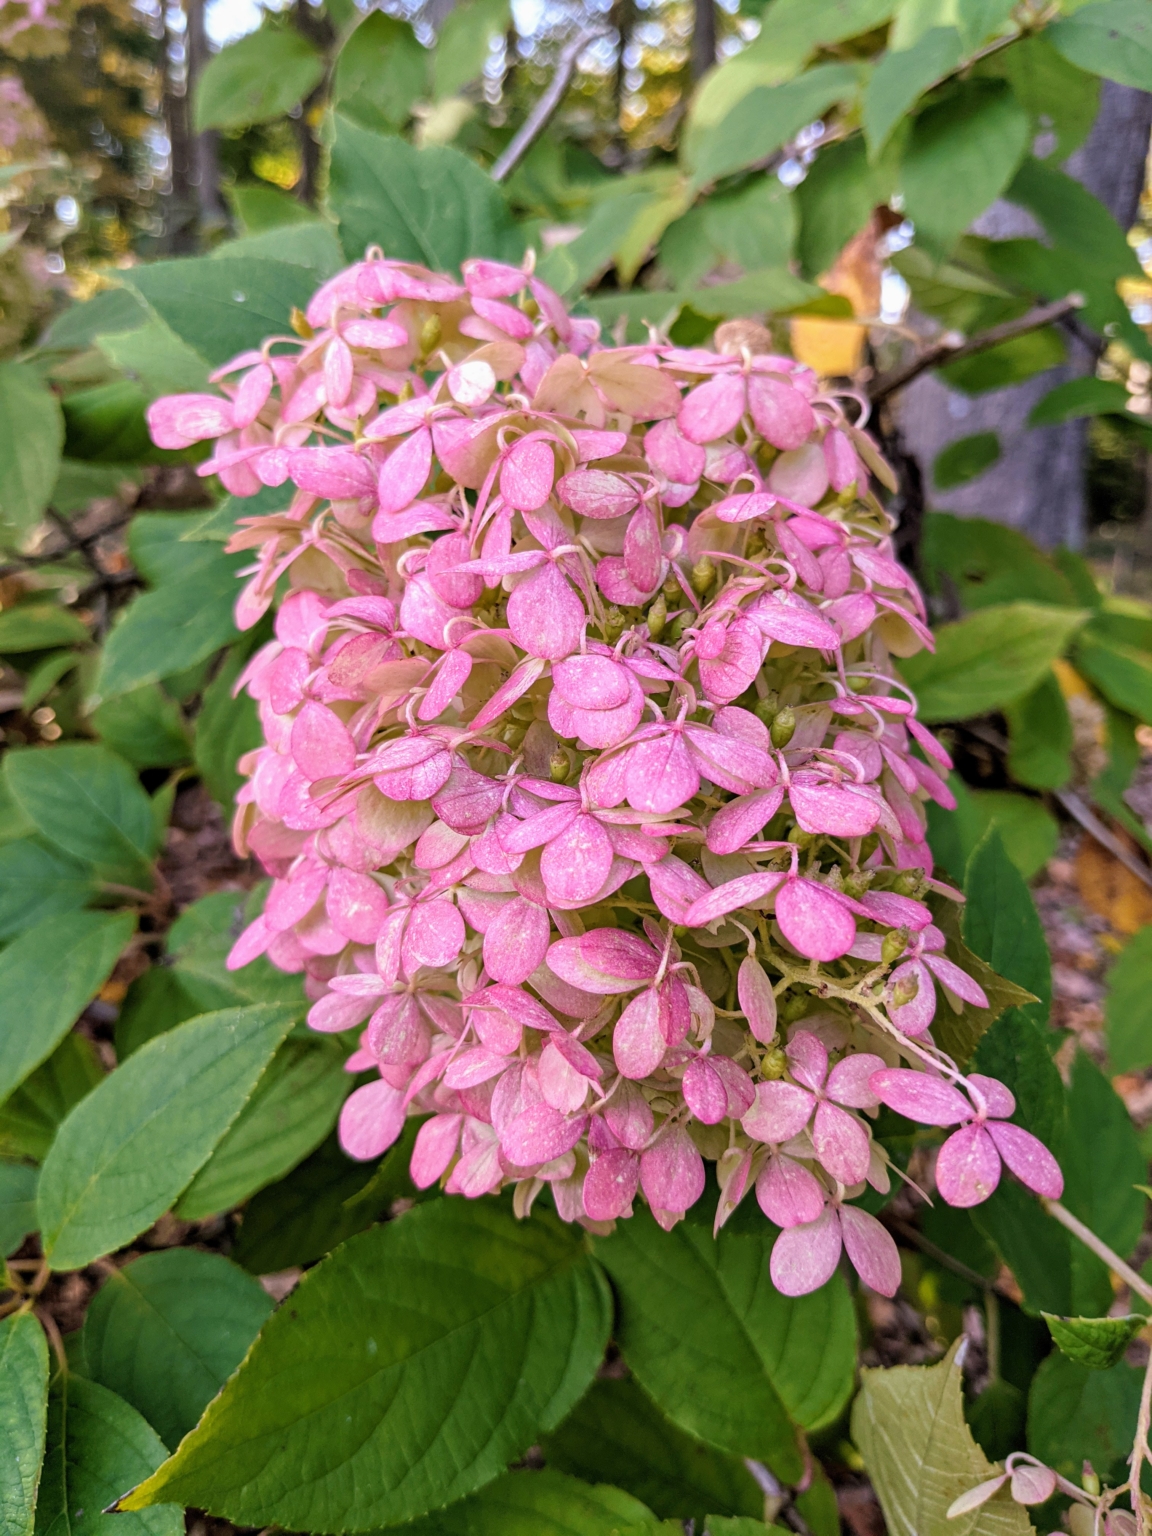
[851,1340,1033,1536]
[788,317,866,376]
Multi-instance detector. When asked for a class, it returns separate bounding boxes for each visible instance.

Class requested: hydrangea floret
[147,249,1064,1297]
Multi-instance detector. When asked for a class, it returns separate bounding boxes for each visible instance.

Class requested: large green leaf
[123,258,318,369]
[542,1376,764,1527]
[1026,1351,1143,1481]
[95,320,210,401]
[925,895,1038,1063]
[0,603,89,654]
[854,1342,1032,1536]
[5,744,159,884]
[980,34,1099,160]
[194,26,325,130]
[168,888,305,1015]
[433,0,510,98]
[174,1036,348,1218]
[333,10,428,131]
[940,325,1067,394]
[795,135,898,281]
[210,221,345,277]
[37,1003,296,1271]
[933,432,1000,490]
[400,1469,665,1535]
[1061,1051,1145,1262]
[0,911,134,1106]
[193,642,263,809]
[90,686,191,770]
[962,827,1050,1029]
[864,28,962,156]
[1028,376,1130,427]
[328,114,523,272]
[972,1179,1077,1318]
[0,839,98,941]
[0,1311,48,1536]
[80,1248,273,1450]
[900,78,1030,256]
[690,64,862,190]
[1104,924,1152,1073]
[0,1035,103,1163]
[1004,672,1073,791]
[34,1375,181,1536]
[971,1009,1063,1151]
[119,1200,612,1530]
[1048,0,1152,91]
[0,361,65,538]
[593,1207,856,1471]
[0,1160,38,1255]
[898,602,1086,722]
[42,287,148,350]
[920,513,1077,614]
[113,966,201,1061]
[1074,631,1152,723]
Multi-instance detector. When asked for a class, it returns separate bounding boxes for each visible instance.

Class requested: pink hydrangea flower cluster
[148,250,1064,1298]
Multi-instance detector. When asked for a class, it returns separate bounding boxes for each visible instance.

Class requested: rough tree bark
[691,0,716,84]
[185,0,226,235]
[895,81,1152,550]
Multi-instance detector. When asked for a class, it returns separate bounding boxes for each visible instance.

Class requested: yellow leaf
[789,317,866,376]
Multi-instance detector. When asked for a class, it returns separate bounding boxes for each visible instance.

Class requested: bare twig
[1043,1198,1152,1308]
[884,1214,1010,1294]
[491,25,611,184]
[869,293,1085,405]
[1055,788,1152,894]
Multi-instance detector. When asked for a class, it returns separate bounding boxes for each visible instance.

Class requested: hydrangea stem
[1041,1198,1152,1309]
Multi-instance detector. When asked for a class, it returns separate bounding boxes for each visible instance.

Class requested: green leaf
[122,258,318,369]
[966,1377,1026,1465]
[864,28,962,157]
[0,603,88,654]
[1026,1351,1143,1481]
[80,1248,272,1450]
[23,652,81,713]
[175,1036,348,1218]
[1105,925,1152,1073]
[1062,1050,1145,1262]
[927,781,1059,883]
[194,26,325,130]
[1007,155,1144,285]
[114,967,201,1062]
[1043,1312,1145,1372]
[0,361,65,537]
[940,325,1068,393]
[0,1160,37,1255]
[593,1207,856,1468]
[226,181,320,233]
[42,288,148,351]
[0,1311,48,1536]
[118,1200,612,1529]
[933,431,1000,490]
[328,115,523,272]
[1089,596,1152,653]
[900,78,1030,257]
[853,1339,1032,1536]
[972,1008,1063,1151]
[1074,631,1152,724]
[957,0,1017,51]
[921,513,1078,613]
[1053,546,1103,609]
[401,1469,665,1535]
[979,34,1099,160]
[95,320,210,401]
[168,888,305,1015]
[542,1376,764,1527]
[62,380,156,465]
[333,10,428,131]
[704,179,796,276]
[898,602,1086,722]
[433,0,509,98]
[926,894,1038,1063]
[963,827,1050,1028]
[690,64,862,190]
[707,1521,777,1536]
[34,1375,182,1536]
[211,222,345,277]
[0,1035,104,1163]
[37,1003,296,1271]
[0,911,134,1106]
[972,1178,1076,1317]
[1028,376,1130,427]
[1048,0,1152,92]
[89,686,190,770]
[0,839,98,942]
[795,135,899,281]
[1005,672,1073,791]
[5,744,157,886]
[96,557,244,702]
[193,643,263,809]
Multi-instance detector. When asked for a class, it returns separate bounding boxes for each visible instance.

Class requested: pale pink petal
[946,1478,1011,1520]
[624,501,663,595]
[826,1053,886,1109]
[410,1113,462,1187]
[790,780,880,838]
[584,1148,640,1220]
[483,897,551,984]
[935,1123,1002,1207]
[889,958,938,1036]
[923,953,989,1009]
[338,1079,406,1160]
[625,732,699,814]
[705,787,784,856]
[737,956,777,1043]
[500,436,555,511]
[756,1153,825,1228]
[540,813,614,905]
[604,1078,654,1150]
[682,870,787,928]
[613,988,667,1079]
[640,1125,705,1215]
[813,1101,871,1186]
[377,427,432,515]
[770,1207,842,1296]
[227,914,273,969]
[840,1205,901,1295]
[678,373,745,444]
[682,1057,728,1124]
[746,375,816,450]
[785,1030,828,1091]
[507,562,585,660]
[402,898,465,973]
[552,652,631,709]
[326,868,389,944]
[648,855,712,924]
[290,702,357,782]
[967,1074,1015,1119]
[502,1104,586,1166]
[776,879,856,962]
[868,1068,972,1127]
[1010,1466,1057,1505]
[742,1080,815,1144]
[985,1120,1064,1199]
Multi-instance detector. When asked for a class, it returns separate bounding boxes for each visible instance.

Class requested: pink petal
[483,897,551,984]
[770,1207,842,1296]
[507,561,585,660]
[338,1079,406,1161]
[682,870,787,928]
[682,1057,729,1124]
[547,928,659,993]
[410,1113,462,1188]
[935,1123,1002,1207]
[889,959,938,1037]
[839,1205,901,1295]
[226,913,272,970]
[1011,1466,1057,1505]
[826,1053,886,1109]
[613,988,667,1079]
[648,855,712,924]
[757,1153,826,1228]
[737,956,777,1043]
[557,469,639,521]
[705,787,785,856]
[747,589,841,650]
[377,427,432,515]
[985,1120,1064,1199]
[640,1125,705,1216]
[813,1101,871,1186]
[776,879,856,962]
[789,780,880,838]
[967,1074,1015,1119]
[502,1104,586,1167]
[552,652,631,709]
[401,898,464,973]
[604,1078,654,1150]
[786,1029,828,1092]
[326,868,389,944]
[500,437,555,511]
[624,501,663,595]
[856,891,933,931]
[584,1148,640,1220]
[746,375,815,450]
[625,732,699,814]
[868,1068,972,1127]
[645,418,705,483]
[290,702,357,782]
[678,373,745,444]
[923,953,989,1009]
[540,813,614,905]
[742,1080,815,1144]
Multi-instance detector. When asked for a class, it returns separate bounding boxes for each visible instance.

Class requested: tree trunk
[894,81,1152,550]
[292,0,334,207]
[691,0,716,83]
[185,0,226,235]
[162,6,196,253]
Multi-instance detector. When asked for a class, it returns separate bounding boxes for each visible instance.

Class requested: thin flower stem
[1042,1199,1152,1308]
[985,1287,1001,1384]
[1132,1346,1152,1536]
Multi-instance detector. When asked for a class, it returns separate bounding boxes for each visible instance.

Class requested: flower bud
[290,306,313,338]
[419,314,442,356]
[549,749,571,783]
[690,555,716,595]
[780,992,811,1023]
[647,593,667,639]
[761,1044,787,1078]
[881,926,910,965]
[891,971,920,1008]
[891,870,922,896]
[770,705,796,748]
[754,692,779,726]
[603,606,627,641]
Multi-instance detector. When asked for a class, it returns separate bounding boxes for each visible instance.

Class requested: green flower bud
[881,926,910,965]
[690,555,716,595]
[761,1044,788,1078]
[647,593,667,639]
[754,692,779,726]
[891,971,920,1008]
[603,606,627,641]
[770,705,796,748]
[549,750,571,783]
